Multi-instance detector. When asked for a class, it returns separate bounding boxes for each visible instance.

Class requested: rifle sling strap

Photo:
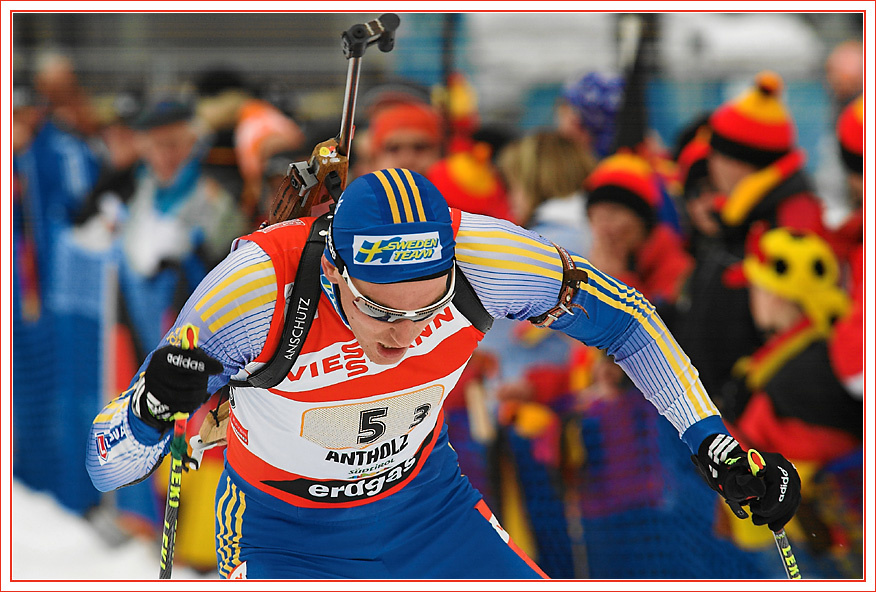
[229,217,493,390]
[228,213,332,389]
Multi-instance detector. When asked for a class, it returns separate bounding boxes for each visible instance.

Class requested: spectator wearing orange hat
[830,94,863,269]
[676,71,829,413]
[428,137,516,223]
[585,152,694,318]
[365,101,444,175]
[835,94,864,218]
[194,66,305,222]
[427,71,517,222]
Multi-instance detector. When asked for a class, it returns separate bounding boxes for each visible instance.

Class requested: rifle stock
[266,13,400,225]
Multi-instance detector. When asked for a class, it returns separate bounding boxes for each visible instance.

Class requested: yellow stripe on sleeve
[194,262,274,312]
[199,275,277,322]
[580,281,714,419]
[455,253,564,282]
[457,240,565,268]
[93,394,128,423]
[208,292,277,333]
[572,255,654,315]
[373,170,401,223]
[457,229,560,255]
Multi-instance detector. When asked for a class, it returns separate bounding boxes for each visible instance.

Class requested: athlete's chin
[367,342,410,365]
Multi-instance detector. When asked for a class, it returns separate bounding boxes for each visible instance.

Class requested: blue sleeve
[86,240,278,490]
[455,212,728,453]
[547,255,729,453]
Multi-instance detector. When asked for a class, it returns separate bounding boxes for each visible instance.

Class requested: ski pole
[158,324,199,579]
[747,449,802,579]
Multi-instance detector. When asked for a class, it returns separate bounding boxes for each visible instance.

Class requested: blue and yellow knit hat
[326,168,456,283]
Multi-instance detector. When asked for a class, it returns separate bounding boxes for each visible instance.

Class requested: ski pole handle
[158,324,199,579]
[748,449,802,579]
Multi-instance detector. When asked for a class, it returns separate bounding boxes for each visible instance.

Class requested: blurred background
[11,12,862,164]
[11,10,865,581]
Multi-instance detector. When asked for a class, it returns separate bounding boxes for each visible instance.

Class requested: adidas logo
[167,353,205,372]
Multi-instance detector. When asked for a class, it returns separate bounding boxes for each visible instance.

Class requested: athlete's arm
[454,211,728,452]
[86,240,277,492]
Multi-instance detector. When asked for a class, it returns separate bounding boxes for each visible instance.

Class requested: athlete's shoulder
[455,210,561,274]
[243,217,316,246]
[238,216,321,278]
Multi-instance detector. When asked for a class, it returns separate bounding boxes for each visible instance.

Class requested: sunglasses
[340,265,456,323]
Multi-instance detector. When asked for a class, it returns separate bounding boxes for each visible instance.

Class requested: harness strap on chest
[228,213,332,389]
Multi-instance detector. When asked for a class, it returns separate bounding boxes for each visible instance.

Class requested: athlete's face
[322,256,447,365]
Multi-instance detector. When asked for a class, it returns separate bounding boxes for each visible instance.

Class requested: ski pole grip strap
[528,243,589,328]
[228,213,332,389]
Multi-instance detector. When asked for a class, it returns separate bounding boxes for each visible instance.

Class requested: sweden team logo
[352,232,442,265]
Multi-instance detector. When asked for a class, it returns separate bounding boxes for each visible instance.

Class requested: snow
[10,480,214,582]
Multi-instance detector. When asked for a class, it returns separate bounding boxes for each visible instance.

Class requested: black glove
[691,434,801,532]
[747,450,802,531]
[131,345,224,431]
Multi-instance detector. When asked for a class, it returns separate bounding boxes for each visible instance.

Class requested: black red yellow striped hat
[585,152,660,228]
[709,72,796,167]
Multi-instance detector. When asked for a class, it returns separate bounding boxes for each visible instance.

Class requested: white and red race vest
[227,211,485,508]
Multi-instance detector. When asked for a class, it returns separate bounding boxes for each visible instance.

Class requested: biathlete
[87,168,801,579]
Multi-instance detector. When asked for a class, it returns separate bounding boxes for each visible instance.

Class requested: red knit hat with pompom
[709,71,796,167]
[676,127,712,200]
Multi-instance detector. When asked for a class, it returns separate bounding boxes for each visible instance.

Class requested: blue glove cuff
[682,415,730,454]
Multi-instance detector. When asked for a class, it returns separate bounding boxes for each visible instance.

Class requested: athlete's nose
[387,319,422,347]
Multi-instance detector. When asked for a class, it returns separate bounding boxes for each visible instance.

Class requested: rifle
[266,13,400,225]
[184,12,402,485]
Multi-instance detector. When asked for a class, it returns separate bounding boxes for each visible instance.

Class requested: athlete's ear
[321,254,340,284]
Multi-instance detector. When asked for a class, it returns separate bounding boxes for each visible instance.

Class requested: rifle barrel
[337,55,361,157]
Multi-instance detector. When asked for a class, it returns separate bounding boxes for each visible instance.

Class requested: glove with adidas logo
[131,344,224,431]
[691,434,801,532]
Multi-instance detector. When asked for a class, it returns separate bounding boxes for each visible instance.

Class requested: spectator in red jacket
[719,225,860,567]
[585,152,694,323]
[726,225,858,461]
[828,94,863,399]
